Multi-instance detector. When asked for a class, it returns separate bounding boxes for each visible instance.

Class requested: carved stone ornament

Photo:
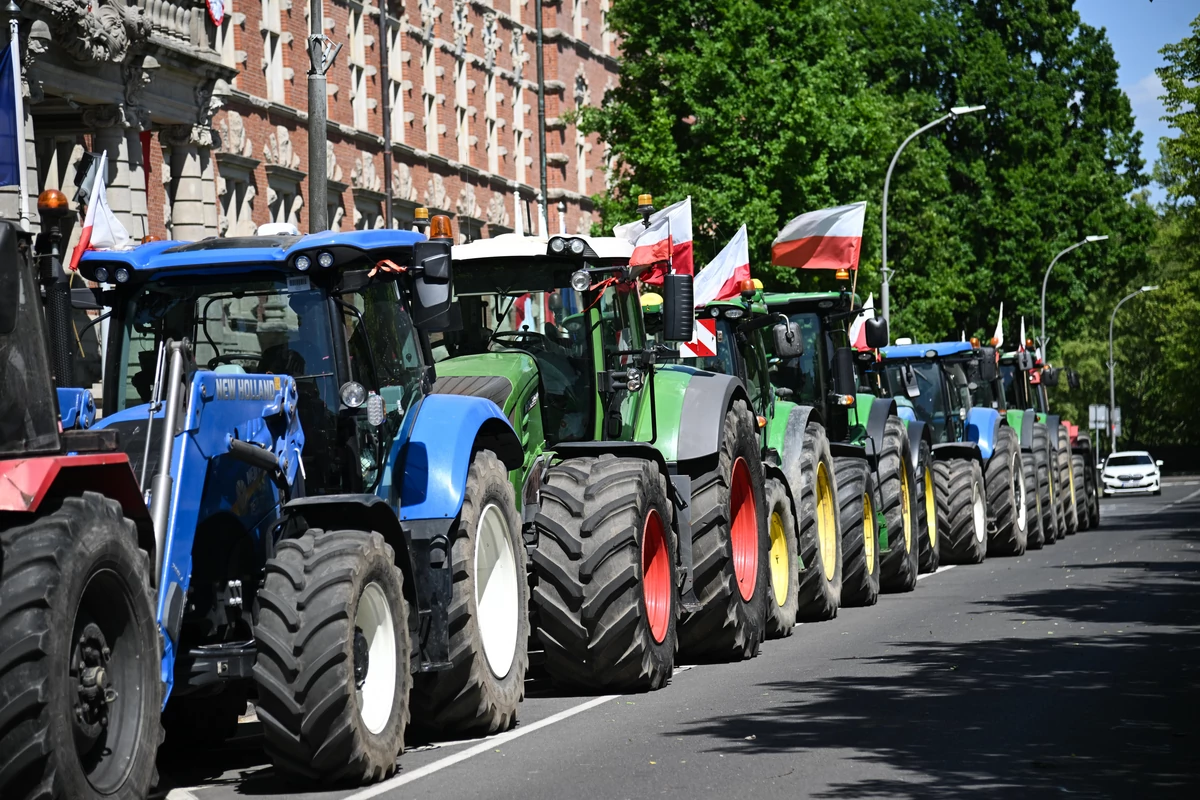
[574,70,591,107]
[510,30,528,80]
[163,124,214,149]
[49,0,151,64]
[419,0,441,37]
[196,81,225,128]
[351,153,381,192]
[451,0,472,54]
[424,174,449,210]
[481,13,500,71]
[123,55,159,108]
[264,126,301,169]
[393,163,418,202]
[217,111,254,157]
[455,183,481,219]
[327,142,344,184]
[82,102,149,132]
[486,192,509,228]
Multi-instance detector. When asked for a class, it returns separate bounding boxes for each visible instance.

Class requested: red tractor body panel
[0,454,148,521]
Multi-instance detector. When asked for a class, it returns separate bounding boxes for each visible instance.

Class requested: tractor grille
[432,375,515,413]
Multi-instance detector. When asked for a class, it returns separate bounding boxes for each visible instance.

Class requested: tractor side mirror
[662,273,694,342]
[411,239,454,330]
[834,347,857,397]
[864,316,889,349]
[0,225,17,334]
[904,365,921,398]
[772,320,804,359]
[979,350,997,383]
[1017,351,1034,371]
[1067,369,1081,390]
[1042,367,1060,387]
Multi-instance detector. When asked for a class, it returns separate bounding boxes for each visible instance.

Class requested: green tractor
[762,292,924,605]
[644,283,842,636]
[431,223,769,689]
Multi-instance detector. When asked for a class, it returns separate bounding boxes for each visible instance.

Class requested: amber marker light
[835,268,851,281]
[37,189,70,216]
[970,337,981,348]
[429,214,453,240]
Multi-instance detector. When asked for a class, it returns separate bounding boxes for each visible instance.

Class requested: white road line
[342,694,620,799]
[1153,486,1200,515]
[918,564,957,580]
[166,790,202,800]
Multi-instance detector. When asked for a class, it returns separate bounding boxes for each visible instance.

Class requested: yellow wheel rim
[900,462,913,553]
[768,511,789,607]
[1068,460,1077,507]
[924,468,936,549]
[816,462,837,581]
[863,490,876,575]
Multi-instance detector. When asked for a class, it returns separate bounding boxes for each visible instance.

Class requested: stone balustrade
[136,0,215,52]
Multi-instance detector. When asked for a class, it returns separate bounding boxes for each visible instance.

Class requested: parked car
[1101,451,1162,496]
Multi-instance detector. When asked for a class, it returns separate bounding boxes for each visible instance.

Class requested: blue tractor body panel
[965,406,1002,461]
[56,387,96,430]
[880,341,974,360]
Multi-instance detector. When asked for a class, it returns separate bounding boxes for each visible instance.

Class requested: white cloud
[1126,72,1166,122]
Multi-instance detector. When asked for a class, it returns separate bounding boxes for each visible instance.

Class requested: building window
[513,82,526,184]
[455,59,470,164]
[575,74,591,194]
[386,17,407,143]
[348,5,370,130]
[573,0,585,41]
[262,0,285,102]
[601,0,611,55]
[511,0,523,25]
[219,176,256,237]
[423,42,439,154]
[485,72,499,173]
[268,185,301,226]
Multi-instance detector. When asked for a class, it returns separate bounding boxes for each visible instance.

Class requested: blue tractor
[1,217,526,799]
[872,341,1028,563]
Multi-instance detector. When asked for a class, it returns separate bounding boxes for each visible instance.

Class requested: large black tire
[677,399,768,662]
[0,492,161,800]
[254,530,410,785]
[412,450,528,736]
[763,477,800,638]
[915,440,941,573]
[792,423,842,622]
[1031,422,1058,545]
[1072,454,1091,531]
[530,455,677,691]
[986,426,1028,557]
[835,457,880,607]
[1023,444,1046,550]
[933,459,988,564]
[1057,425,1079,536]
[878,417,918,593]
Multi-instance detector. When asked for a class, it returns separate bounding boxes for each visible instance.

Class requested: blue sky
[1075,0,1196,203]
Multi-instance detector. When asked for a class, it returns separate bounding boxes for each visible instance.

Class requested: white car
[1101,451,1163,496]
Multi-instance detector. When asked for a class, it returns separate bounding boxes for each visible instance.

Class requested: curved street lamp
[1038,235,1109,358]
[1108,285,1159,454]
[880,105,986,337]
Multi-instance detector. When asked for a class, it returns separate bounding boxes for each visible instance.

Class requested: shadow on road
[675,524,1200,799]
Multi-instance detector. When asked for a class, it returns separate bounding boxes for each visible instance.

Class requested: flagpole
[7,1,29,230]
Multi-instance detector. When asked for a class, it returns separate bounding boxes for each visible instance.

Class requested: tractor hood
[434,352,540,418]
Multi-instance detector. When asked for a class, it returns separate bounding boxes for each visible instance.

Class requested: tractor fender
[1045,414,1062,450]
[397,392,523,523]
[904,420,934,471]
[676,371,753,462]
[864,396,898,463]
[965,407,1002,461]
[774,403,816,501]
[932,441,983,463]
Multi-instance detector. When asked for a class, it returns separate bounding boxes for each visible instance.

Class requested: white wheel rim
[972,478,987,544]
[475,503,520,679]
[1014,455,1026,531]
[356,582,397,735]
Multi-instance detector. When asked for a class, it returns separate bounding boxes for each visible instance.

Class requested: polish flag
[69,152,131,271]
[771,201,866,270]
[848,294,875,351]
[1019,317,1026,351]
[993,302,1004,349]
[613,196,693,285]
[693,224,750,306]
[514,293,536,330]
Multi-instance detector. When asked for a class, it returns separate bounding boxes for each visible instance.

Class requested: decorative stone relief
[196,81,225,129]
[82,103,148,132]
[419,0,441,37]
[486,192,510,228]
[482,13,500,71]
[456,184,481,218]
[425,174,449,210]
[122,55,158,108]
[393,163,418,202]
[48,0,151,64]
[163,124,214,149]
[264,126,301,169]
[217,111,255,158]
[510,28,529,79]
[574,70,591,107]
[451,0,472,54]
[351,154,381,192]
[327,142,344,183]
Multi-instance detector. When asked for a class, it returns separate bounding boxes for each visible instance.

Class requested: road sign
[1089,404,1108,427]
[1112,406,1122,439]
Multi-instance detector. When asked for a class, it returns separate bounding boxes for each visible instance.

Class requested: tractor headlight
[625,367,643,392]
[294,254,312,272]
[93,266,109,283]
[367,393,385,426]
[114,267,130,284]
[317,251,335,269]
[340,381,367,408]
[569,237,586,255]
[549,237,566,254]
[570,269,591,292]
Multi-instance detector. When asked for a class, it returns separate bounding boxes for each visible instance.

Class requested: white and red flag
[993,302,1004,349]
[680,317,718,359]
[613,196,693,285]
[847,294,875,351]
[771,201,866,271]
[514,293,536,330]
[1019,317,1026,351]
[693,224,750,306]
[69,151,131,271]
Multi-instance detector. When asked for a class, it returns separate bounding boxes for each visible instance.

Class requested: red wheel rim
[729,457,759,602]
[641,509,671,644]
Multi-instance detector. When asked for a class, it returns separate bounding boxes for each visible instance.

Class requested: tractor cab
[875,341,977,444]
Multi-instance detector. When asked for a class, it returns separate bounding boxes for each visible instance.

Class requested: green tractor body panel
[763,397,801,460]
[1006,408,1027,445]
[634,364,693,463]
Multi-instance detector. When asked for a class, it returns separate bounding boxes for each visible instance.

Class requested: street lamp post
[1108,285,1159,454]
[880,104,986,335]
[1038,235,1108,359]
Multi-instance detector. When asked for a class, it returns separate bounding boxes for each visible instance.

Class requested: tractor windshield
[773,312,828,405]
[883,361,951,440]
[0,239,60,456]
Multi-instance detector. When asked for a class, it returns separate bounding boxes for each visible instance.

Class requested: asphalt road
[161,480,1200,800]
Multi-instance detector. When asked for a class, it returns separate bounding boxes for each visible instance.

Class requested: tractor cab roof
[76,228,428,284]
[880,341,974,360]
[453,232,633,264]
[695,298,768,319]
[763,291,855,311]
[451,233,647,295]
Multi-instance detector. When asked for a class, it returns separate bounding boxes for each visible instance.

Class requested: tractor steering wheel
[490,330,546,350]
[207,353,262,370]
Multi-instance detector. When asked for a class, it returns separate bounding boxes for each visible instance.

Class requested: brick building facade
[2,0,618,248]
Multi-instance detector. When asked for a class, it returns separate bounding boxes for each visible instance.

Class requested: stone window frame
[265,164,305,227]
[215,151,261,237]
[346,2,375,132]
[573,0,586,42]
[262,0,287,103]
[385,14,411,144]
[600,0,612,56]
